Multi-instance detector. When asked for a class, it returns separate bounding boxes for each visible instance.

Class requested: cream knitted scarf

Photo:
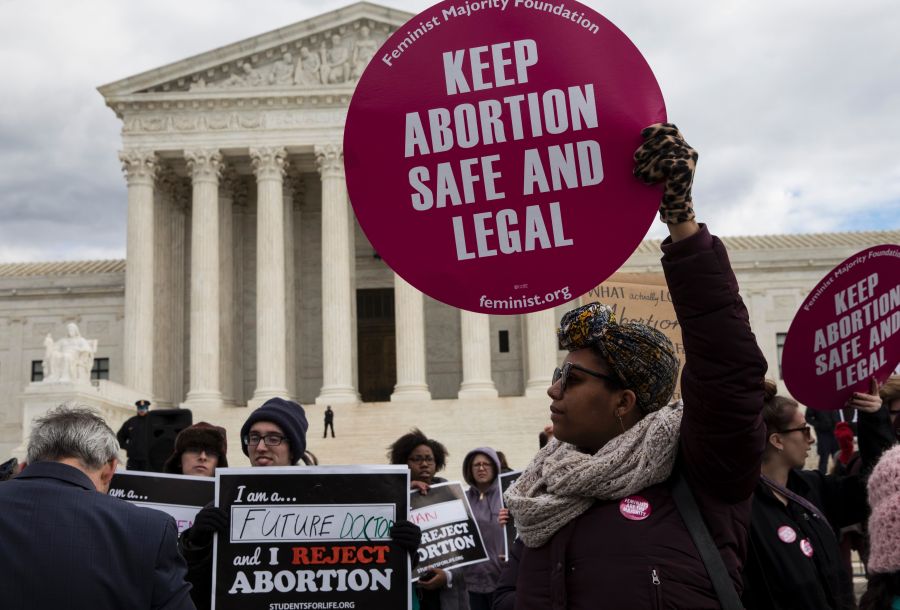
[505,405,683,548]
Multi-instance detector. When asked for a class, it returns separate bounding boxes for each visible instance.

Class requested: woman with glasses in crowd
[741,379,893,610]
[389,429,469,610]
[461,448,505,610]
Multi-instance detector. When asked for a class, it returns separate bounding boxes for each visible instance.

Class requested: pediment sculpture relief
[183,23,389,92]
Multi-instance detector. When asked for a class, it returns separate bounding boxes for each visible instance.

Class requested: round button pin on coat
[777,525,797,544]
[345,0,666,313]
[619,495,652,521]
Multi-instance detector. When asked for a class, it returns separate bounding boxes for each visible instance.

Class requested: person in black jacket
[116,399,151,470]
[0,405,194,610]
[742,379,894,610]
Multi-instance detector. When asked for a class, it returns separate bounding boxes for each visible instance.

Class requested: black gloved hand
[633,123,698,225]
[188,505,229,546]
[390,519,422,563]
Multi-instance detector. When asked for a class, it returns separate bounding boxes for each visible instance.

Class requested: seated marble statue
[42,323,97,383]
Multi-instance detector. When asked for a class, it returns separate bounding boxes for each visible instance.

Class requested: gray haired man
[0,405,195,610]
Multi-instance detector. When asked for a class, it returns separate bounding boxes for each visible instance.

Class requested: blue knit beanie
[240,398,308,465]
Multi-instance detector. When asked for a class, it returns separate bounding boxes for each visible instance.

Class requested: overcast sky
[0,0,897,262]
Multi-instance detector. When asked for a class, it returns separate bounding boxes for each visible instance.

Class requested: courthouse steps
[187,396,551,477]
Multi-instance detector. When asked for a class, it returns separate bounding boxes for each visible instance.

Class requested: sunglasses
[551,362,618,395]
[183,447,220,458]
[779,425,812,439]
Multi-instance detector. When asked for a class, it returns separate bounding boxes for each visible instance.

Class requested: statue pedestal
[12,381,148,462]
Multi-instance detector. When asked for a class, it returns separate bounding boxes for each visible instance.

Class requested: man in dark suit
[0,405,195,610]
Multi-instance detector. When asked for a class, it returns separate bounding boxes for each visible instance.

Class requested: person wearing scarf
[493,124,768,609]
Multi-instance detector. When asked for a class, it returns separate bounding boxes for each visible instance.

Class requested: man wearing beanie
[178,398,307,608]
[239,397,309,467]
[178,398,420,609]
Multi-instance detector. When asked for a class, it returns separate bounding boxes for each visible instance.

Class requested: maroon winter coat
[493,226,768,610]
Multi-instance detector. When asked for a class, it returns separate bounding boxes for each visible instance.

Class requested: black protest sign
[109,470,214,534]
[410,481,489,579]
[212,466,410,610]
[499,470,522,558]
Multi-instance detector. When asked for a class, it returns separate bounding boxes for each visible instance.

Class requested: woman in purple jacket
[462,447,505,610]
[494,124,768,609]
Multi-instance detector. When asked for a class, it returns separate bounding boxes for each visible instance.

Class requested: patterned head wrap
[557,302,679,414]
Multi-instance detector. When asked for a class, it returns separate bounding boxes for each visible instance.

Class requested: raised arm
[635,124,768,502]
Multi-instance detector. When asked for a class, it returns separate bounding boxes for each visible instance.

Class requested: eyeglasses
[183,447,220,458]
[551,362,618,395]
[472,462,493,470]
[779,425,812,439]
[408,455,435,464]
[243,433,287,447]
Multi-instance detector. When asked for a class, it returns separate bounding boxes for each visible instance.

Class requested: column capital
[250,147,288,181]
[314,143,344,178]
[172,179,191,213]
[119,149,159,186]
[185,149,224,184]
[232,177,251,211]
[284,173,306,206]
[220,167,240,195]
[156,167,181,199]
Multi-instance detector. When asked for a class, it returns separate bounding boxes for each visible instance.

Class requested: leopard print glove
[633,123,698,225]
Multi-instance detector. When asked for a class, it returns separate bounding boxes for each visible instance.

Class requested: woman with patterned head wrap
[494,124,769,609]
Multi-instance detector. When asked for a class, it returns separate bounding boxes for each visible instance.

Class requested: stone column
[391,274,431,401]
[119,150,159,397]
[219,170,237,405]
[171,181,190,402]
[184,149,224,408]
[524,309,557,397]
[230,179,250,404]
[250,147,290,406]
[284,175,304,401]
[152,169,185,407]
[315,143,359,404]
[458,311,498,398]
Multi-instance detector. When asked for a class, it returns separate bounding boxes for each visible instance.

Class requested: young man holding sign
[496,124,769,609]
[179,398,421,610]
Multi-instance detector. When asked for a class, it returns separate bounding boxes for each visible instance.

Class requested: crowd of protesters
[1,124,898,610]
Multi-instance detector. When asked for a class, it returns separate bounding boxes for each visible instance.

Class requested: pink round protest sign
[345,0,665,314]
[782,245,900,410]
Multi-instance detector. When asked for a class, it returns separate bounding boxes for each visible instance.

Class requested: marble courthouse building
[1,2,897,468]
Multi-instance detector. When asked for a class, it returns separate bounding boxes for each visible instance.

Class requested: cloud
[0,0,897,262]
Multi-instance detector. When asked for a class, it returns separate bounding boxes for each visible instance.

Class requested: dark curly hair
[387,428,448,472]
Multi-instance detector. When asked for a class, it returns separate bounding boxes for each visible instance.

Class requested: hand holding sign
[846,378,883,413]
[633,123,699,225]
[418,568,448,591]
[191,505,228,545]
